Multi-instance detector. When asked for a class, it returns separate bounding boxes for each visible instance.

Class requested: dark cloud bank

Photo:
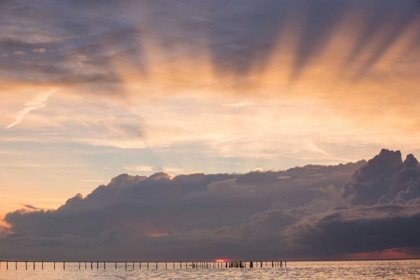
[2,149,420,261]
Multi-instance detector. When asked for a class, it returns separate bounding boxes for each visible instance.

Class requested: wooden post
[7,261,8,270]
[125,262,127,270]
[63,262,65,270]
[79,262,80,270]
[16,261,17,270]
[147,262,149,269]
[97,262,99,270]
[104,262,106,270]
[132,262,134,270]
[85,262,87,269]
[173,262,175,269]
[54,262,55,270]
[156,262,158,269]
[33,262,35,270]
[91,261,93,270]
[26,261,27,270]
[115,262,117,269]
[139,262,141,269]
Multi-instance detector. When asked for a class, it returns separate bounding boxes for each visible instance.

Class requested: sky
[1,0,420,260]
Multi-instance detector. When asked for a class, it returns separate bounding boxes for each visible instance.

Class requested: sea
[0,260,419,279]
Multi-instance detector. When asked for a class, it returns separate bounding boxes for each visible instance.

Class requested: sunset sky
[1,0,420,260]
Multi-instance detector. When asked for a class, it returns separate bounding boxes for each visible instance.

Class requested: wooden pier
[0,260,287,270]
[1,258,418,271]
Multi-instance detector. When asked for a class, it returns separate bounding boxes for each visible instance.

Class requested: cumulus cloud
[3,149,420,261]
[1,160,365,260]
[341,149,420,206]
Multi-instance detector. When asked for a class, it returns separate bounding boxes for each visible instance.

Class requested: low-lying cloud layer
[2,149,420,260]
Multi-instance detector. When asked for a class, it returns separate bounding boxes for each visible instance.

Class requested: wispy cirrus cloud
[6,88,59,129]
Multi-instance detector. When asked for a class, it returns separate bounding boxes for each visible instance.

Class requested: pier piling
[0,259,290,271]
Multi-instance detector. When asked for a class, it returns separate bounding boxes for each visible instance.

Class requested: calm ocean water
[0,260,419,279]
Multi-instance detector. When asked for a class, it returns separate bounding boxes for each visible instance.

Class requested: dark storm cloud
[286,204,420,256]
[5,162,363,238]
[3,150,420,260]
[341,149,420,206]
[1,161,364,260]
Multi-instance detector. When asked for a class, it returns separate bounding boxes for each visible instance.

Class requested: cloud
[0,0,420,261]
[1,160,364,260]
[6,88,59,129]
[1,0,420,167]
[33,48,46,53]
[341,149,420,206]
[286,204,420,256]
[0,0,418,91]
[22,204,41,210]
[124,165,155,172]
[2,150,420,260]
[222,102,253,108]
